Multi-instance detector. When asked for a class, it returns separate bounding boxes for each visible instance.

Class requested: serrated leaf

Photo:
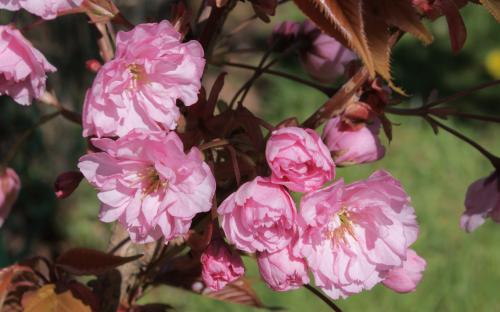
[56,248,142,276]
[293,0,375,76]
[22,284,91,312]
[480,0,500,22]
[293,0,434,86]
[379,0,433,44]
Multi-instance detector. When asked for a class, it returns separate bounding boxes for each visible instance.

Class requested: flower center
[127,63,147,87]
[324,208,356,245]
[140,167,168,195]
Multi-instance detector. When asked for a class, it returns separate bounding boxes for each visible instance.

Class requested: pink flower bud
[460,173,500,232]
[322,117,385,166]
[218,176,296,253]
[201,240,244,291]
[54,171,84,199]
[299,20,357,84]
[85,59,102,73]
[383,249,426,293]
[257,246,309,292]
[266,127,335,193]
[269,21,300,51]
[0,168,21,227]
[0,26,56,105]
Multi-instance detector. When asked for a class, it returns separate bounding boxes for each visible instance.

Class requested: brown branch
[423,79,500,109]
[218,61,336,96]
[302,67,370,129]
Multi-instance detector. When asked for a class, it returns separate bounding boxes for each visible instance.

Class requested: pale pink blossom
[0,168,21,227]
[218,176,296,253]
[78,130,215,243]
[460,173,500,232]
[382,249,426,293]
[257,245,309,291]
[266,127,335,193]
[322,117,385,166]
[201,240,245,291]
[82,21,205,138]
[0,25,56,105]
[299,20,357,83]
[0,0,83,20]
[297,170,420,299]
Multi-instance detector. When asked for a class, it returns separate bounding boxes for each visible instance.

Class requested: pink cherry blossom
[218,176,296,253]
[460,173,500,232]
[82,21,205,138]
[297,170,420,299]
[299,20,357,84]
[257,245,309,292]
[0,168,21,227]
[322,117,385,166]
[201,240,245,291]
[382,249,426,293]
[0,0,83,20]
[266,126,335,193]
[78,129,215,243]
[0,25,56,105]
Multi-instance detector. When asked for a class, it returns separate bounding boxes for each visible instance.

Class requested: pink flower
[297,170,420,299]
[299,20,357,83]
[82,21,205,138]
[269,21,300,51]
[382,249,426,293]
[322,117,385,166]
[0,0,83,20]
[201,240,245,291]
[218,176,296,253]
[0,25,56,105]
[257,246,309,292]
[0,168,21,227]
[78,129,215,243]
[266,127,335,193]
[460,173,500,232]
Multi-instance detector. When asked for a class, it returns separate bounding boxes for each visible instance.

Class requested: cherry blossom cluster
[0,0,499,307]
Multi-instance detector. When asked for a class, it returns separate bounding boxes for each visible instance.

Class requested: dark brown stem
[218,61,336,96]
[199,139,230,151]
[423,79,500,109]
[426,116,500,168]
[441,112,500,123]
[304,284,342,312]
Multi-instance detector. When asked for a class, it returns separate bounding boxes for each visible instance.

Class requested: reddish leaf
[293,0,433,85]
[434,0,467,53]
[56,248,142,276]
[203,278,263,308]
[22,284,91,312]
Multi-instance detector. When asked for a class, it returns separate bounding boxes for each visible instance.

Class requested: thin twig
[426,116,500,167]
[199,139,230,151]
[218,61,336,96]
[108,237,131,255]
[304,284,342,312]
[423,79,500,109]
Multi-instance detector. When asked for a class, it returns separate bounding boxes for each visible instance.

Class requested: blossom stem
[219,61,336,96]
[304,284,342,312]
[0,111,60,173]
